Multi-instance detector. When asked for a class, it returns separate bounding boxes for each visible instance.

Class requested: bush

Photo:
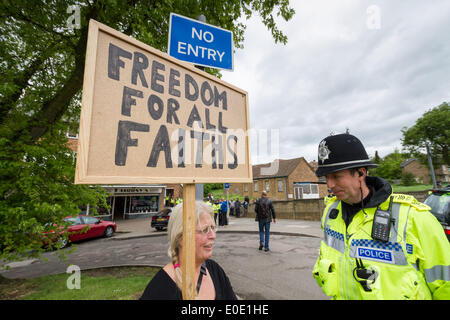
[203,184,223,197]
[400,172,417,186]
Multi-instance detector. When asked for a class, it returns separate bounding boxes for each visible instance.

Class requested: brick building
[401,158,430,184]
[400,158,449,185]
[231,157,327,201]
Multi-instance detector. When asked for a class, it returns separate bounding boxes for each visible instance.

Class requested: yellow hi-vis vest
[313,194,450,300]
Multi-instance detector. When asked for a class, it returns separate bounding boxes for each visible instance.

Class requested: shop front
[102,185,164,220]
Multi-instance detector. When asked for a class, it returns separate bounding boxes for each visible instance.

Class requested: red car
[43,215,117,248]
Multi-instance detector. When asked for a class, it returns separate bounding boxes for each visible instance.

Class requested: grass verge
[0,266,158,300]
[392,184,433,192]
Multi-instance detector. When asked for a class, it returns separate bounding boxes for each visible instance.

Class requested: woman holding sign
[140,201,237,300]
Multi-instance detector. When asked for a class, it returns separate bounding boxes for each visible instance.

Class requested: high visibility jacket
[313,193,450,300]
[324,195,335,205]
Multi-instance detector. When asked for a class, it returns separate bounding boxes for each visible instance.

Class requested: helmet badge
[318,140,331,163]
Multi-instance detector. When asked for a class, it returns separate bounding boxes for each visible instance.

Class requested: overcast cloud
[221,0,450,165]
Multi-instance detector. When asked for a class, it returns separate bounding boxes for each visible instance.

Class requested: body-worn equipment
[313,176,450,300]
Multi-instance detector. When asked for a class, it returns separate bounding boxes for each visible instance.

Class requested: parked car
[151,208,171,231]
[424,185,450,241]
[43,215,117,248]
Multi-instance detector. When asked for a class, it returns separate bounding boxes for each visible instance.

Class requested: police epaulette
[392,193,431,211]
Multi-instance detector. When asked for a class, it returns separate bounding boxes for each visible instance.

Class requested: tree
[373,150,381,164]
[0,1,295,262]
[401,102,450,166]
[400,172,417,186]
[371,150,409,182]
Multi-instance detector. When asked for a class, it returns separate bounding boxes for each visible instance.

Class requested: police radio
[371,196,393,243]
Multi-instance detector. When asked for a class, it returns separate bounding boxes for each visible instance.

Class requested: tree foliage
[0,0,294,262]
[401,102,450,166]
[370,149,409,182]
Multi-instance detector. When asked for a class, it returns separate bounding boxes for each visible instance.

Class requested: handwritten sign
[75,20,252,185]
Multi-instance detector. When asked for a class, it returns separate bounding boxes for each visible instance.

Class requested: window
[128,196,158,213]
[244,184,248,192]
[303,185,311,194]
[278,180,283,192]
[66,128,78,139]
[84,217,100,224]
[254,182,258,192]
[293,183,319,199]
[265,180,270,192]
[294,187,303,200]
[64,217,83,225]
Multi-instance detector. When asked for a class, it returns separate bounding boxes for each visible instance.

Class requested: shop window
[129,196,158,213]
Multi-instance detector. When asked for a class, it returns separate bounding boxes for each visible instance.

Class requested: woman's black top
[140,259,237,300]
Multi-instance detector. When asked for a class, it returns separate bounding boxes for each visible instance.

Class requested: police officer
[312,133,450,299]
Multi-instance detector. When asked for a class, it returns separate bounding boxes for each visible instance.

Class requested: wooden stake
[182,183,196,300]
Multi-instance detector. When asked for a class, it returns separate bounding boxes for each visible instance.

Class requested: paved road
[213,233,327,300]
[0,232,327,300]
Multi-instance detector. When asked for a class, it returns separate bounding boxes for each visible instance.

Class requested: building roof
[252,157,313,179]
[400,158,418,168]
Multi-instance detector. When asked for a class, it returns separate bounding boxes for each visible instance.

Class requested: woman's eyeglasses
[196,225,216,235]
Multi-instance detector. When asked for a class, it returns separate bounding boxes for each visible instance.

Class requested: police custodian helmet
[315,133,378,177]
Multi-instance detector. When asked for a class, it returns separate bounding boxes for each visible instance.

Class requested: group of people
[207,198,229,227]
[205,195,251,227]
[141,133,450,300]
[165,196,182,207]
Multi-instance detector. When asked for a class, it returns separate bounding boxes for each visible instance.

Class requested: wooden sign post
[75,19,252,300]
[182,183,196,299]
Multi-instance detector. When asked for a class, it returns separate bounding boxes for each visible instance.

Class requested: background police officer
[312,133,450,299]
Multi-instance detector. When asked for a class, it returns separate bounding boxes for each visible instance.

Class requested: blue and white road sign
[168,13,233,70]
[224,183,230,190]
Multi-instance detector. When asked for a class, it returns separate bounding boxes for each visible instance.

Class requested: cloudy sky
[221,0,450,165]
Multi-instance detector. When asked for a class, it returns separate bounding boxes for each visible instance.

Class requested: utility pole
[426,142,437,189]
[194,14,207,201]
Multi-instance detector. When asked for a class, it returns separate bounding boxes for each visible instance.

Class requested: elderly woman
[140,201,237,300]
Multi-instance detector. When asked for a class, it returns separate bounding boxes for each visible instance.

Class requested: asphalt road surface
[213,233,327,300]
[1,233,328,300]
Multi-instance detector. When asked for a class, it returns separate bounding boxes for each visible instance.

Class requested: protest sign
[75,20,251,185]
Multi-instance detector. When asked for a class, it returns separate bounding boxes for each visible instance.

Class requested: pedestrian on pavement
[213,200,220,227]
[234,198,241,218]
[140,201,237,300]
[312,133,450,300]
[219,198,228,226]
[243,196,249,217]
[255,191,276,252]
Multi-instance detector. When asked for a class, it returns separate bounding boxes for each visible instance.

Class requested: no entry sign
[168,13,233,70]
[75,20,251,185]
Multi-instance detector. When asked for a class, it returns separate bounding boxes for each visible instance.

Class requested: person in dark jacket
[219,198,228,226]
[254,191,276,252]
[234,198,241,218]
